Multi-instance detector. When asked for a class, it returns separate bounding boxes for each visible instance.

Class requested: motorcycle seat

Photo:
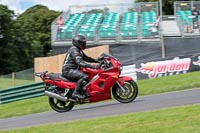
[48,73,76,82]
[59,75,76,82]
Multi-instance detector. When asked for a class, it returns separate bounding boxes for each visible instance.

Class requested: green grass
[0,78,34,89]
[0,96,51,119]
[137,71,200,96]
[1,104,200,133]
[0,71,200,119]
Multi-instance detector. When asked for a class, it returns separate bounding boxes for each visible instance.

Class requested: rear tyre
[48,90,74,112]
[112,80,138,103]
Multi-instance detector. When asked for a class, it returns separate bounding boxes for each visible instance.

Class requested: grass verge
[1,104,200,133]
[0,71,200,119]
[0,78,34,89]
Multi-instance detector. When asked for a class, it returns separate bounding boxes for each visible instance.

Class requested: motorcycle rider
[62,35,99,99]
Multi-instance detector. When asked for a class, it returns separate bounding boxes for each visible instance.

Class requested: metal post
[159,0,165,58]
[12,72,16,87]
[159,0,162,28]
[159,0,162,31]
[138,2,141,43]
[161,35,165,58]
[159,0,162,17]
[174,1,176,16]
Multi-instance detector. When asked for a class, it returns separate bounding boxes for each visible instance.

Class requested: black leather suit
[62,46,98,93]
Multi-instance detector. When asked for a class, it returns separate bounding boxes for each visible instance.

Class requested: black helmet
[72,35,86,50]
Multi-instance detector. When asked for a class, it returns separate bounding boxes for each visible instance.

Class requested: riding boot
[83,90,91,98]
[72,84,86,99]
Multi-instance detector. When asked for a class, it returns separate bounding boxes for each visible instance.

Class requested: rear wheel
[112,80,138,103]
[48,90,74,112]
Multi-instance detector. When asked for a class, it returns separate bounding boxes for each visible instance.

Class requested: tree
[11,5,60,72]
[0,4,60,74]
[0,4,17,74]
[14,5,60,56]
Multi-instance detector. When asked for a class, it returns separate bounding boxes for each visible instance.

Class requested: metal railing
[174,1,200,15]
[53,22,160,43]
[51,10,71,43]
[0,68,35,89]
[51,2,160,45]
[174,1,200,36]
[0,82,44,104]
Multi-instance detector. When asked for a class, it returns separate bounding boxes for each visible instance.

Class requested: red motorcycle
[35,53,138,112]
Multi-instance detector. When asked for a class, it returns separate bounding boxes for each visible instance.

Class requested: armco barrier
[0,82,44,104]
[121,64,137,81]
[0,64,137,104]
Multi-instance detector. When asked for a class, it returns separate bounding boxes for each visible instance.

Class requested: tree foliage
[0,4,16,74]
[14,5,60,56]
[0,4,60,74]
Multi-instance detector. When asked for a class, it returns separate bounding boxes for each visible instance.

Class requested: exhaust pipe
[44,91,68,102]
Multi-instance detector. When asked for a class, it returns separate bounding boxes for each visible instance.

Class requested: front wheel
[112,80,138,103]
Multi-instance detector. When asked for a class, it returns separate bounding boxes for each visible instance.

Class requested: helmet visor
[78,39,86,49]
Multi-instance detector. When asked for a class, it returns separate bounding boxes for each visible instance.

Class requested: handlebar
[96,60,104,69]
[35,71,48,77]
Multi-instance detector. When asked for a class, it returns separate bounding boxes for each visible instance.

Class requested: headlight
[119,66,123,71]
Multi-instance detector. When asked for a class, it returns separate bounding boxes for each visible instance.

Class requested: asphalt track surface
[0,88,200,130]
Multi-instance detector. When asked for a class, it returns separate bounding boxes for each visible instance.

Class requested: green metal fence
[0,68,35,89]
[0,82,44,104]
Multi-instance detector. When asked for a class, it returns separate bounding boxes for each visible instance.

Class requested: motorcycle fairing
[117,76,133,86]
[87,72,117,102]
[45,79,76,89]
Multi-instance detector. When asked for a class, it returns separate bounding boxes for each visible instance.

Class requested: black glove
[94,59,100,63]
[97,56,104,61]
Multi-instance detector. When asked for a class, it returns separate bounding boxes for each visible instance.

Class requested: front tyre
[112,80,138,103]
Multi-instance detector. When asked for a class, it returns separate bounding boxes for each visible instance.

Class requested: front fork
[116,81,126,92]
[116,76,133,92]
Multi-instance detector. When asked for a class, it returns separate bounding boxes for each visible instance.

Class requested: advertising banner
[136,54,200,80]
